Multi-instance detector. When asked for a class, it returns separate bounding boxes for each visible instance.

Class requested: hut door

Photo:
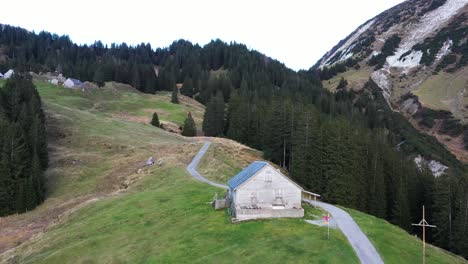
[250,192,258,206]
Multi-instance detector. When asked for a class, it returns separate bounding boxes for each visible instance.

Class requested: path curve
[304,199,384,264]
[187,141,228,189]
[188,142,383,264]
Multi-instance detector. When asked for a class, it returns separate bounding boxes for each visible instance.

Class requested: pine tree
[93,66,106,87]
[367,138,387,218]
[202,92,225,136]
[226,90,247,143]
[171,85,179,104]
[391,174,411,231]
[182,112,197,137]
[151,112,160,127]
[181,77,194,97]
[452,187,468,258]
[0,73,47,216]
[131,63,141,90]
[433,176,455,250]
[336,77,348,89]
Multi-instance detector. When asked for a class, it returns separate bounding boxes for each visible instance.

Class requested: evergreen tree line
[0,74,48,216]
[0,25,294,99]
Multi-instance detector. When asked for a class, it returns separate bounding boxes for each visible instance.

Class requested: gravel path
[187,141,228,189]
[304,199,384,264]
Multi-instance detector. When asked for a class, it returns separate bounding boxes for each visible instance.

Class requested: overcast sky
[2,0,405,71]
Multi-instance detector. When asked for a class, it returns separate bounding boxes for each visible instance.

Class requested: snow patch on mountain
[435,39,453,61]
[320,19,375,68]
[414,155,449,177]
[387,50,423,73]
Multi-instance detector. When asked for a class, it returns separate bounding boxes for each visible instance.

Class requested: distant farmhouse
[2,69,14,79]
[228,161,313,221]
[63,78,83,88]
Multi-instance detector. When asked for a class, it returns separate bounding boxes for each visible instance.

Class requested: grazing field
[37,81,205,127]
[345,208,467,264]
[4,167,358,264]
[413,69,468,122]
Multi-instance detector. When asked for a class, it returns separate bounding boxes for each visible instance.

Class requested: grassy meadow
[345,208,467,264]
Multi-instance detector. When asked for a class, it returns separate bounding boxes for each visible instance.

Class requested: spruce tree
[202,92,225,136]
[226,90,247,142]
[130,64,141,90]
[0,74,47,216]
[181,77,194,97]
[151,112,160,127]
[182,112,197,137]
[93,66,106,87]
[171,86,179,104]
[336,77,348,89]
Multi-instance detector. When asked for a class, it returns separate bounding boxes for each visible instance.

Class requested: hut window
[265,170,272,183]
[274,189,284,205]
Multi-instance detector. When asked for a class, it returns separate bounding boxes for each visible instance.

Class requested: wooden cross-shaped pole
[412,205,436,264]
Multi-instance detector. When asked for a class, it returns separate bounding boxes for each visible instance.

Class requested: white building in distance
[3,69,14,79]
[63,78,83,88]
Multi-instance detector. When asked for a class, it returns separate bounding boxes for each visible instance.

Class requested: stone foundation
[233,208,304,221]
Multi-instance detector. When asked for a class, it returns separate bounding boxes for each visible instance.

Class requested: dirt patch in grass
[143,108,171,116]
[0,195,94,254]
[160,121,182,134]
[112,112,151,124]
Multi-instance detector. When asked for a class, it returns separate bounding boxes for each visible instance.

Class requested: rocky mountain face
[314,0,468,165]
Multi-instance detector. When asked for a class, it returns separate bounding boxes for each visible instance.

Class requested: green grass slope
[345,208,467,264]
[0,80,196,254]
[7,167,357,264]
[38,81,204,127]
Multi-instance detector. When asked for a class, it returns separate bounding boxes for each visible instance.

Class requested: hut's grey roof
[228,161,268,190]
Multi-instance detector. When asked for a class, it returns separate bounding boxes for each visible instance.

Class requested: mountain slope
[1,80,466,263]
[314,0,468,162]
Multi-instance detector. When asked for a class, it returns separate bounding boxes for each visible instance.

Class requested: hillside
[0,80,357,263]
[0,80,202,253]
[314,0,468,162]
[0,80,466,263]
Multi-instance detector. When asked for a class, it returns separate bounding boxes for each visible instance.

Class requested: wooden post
[412,205,436,264]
